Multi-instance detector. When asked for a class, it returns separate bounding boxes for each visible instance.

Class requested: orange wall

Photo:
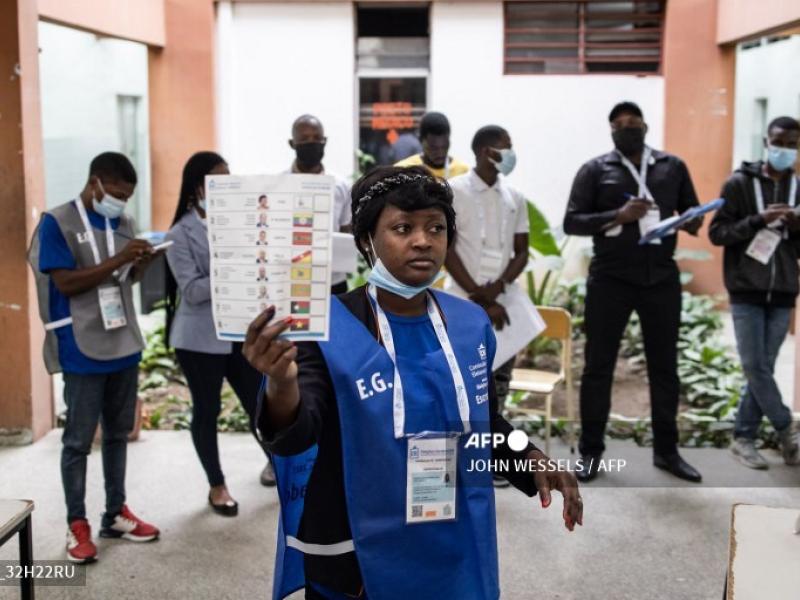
[717,0,800,44]
[0,0,53,441]
[663,0,735,297]
[148,0,217,231]
[38,0,166,47]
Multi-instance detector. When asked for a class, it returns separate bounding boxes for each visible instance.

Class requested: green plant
[524,200,566,306]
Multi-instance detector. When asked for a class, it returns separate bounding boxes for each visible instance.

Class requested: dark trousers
[61,365,139,525]
[175,343,264,487]
[493,357,516,409]
[579,275,681,457]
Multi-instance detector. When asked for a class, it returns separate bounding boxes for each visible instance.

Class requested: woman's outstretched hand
[529,449,584,532]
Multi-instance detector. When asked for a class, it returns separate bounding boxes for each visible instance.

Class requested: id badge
[406,436,457,524]
[478,249,504,284]
[746,228,782,265]
[98,286,127,330]
[639,207,662,245]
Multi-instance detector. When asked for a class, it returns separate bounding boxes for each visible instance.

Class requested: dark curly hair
[350,165,457,262]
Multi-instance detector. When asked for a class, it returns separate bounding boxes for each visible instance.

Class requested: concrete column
[662,0,735,297]
[148,0,217,231]
[0,0,53,443]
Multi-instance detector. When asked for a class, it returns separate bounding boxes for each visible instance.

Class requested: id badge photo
[98,286,127,330]
[745,228,781,265]
[406,433,458,525]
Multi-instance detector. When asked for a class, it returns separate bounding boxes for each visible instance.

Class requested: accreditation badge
[638,207,663,245]
[406,436,457,524]
[98,286,127,330]
[746,228,782,265]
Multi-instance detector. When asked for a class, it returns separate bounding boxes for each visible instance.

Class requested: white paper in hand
[491,284,546,370]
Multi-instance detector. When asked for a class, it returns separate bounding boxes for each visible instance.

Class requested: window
[504,1,665,75]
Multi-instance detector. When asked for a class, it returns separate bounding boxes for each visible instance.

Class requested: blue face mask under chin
[366,237,441,300]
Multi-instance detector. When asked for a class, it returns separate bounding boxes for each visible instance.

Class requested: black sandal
[208,493,238,517]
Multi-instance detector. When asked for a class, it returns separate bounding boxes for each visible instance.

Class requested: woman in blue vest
[165,152,274,517]
[244,166,583,599]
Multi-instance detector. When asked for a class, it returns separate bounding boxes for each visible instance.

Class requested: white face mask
[489,147,517,176]
[92,181,127,219]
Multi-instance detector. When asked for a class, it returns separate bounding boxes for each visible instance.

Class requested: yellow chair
[505,306,575,456]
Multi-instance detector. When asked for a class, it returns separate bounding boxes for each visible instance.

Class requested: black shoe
[575,454,602,483]
[260,462,277,487]
[208,493,238,517]
[653,452,702,483]
[492,475,511,488]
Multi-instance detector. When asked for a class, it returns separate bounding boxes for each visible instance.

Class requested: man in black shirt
[563,101,704,483]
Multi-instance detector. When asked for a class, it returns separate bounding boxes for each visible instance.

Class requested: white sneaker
[777,427,800,466]
[731,438,769,470]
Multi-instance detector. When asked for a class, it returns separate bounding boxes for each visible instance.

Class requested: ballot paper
[491,283,546,370]
[207,174,334,341]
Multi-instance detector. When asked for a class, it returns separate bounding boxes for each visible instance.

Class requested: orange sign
[371,102,414,130]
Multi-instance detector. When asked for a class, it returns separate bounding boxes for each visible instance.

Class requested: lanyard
[752,176,797,212]
[617,147,654,200]
[753,176,797,237]
[74,199,115,266]
[367,284,471,439]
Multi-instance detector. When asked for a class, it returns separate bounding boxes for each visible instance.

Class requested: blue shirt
[38,205,141,374]
[384,311,440,358]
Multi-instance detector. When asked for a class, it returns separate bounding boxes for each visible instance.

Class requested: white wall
[733,35,800,167]
[216,2,356,179]
[430,2,665,231]
[38,21,151,228]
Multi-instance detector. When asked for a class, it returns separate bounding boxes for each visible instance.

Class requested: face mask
[489,148,517,176]
[92,182,126,219]
[612,127,646,157]
[767,145,798,172]
[366,236,439,300]
[295,142,325,169]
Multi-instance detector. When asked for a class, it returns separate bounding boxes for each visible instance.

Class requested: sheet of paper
[332,232,358,274]
[492,283,546,370]
[207,174,334,341]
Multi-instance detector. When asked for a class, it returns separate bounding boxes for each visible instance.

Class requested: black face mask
[612,127,646,157]
[295,142,325,169]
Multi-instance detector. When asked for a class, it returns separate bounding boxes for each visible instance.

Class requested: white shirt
[285,165,352,284]
[448,169,529,295]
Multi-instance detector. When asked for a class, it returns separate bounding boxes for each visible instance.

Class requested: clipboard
[638,198,725,245]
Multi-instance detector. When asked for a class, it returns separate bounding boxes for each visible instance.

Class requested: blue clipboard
[638,198,725,245]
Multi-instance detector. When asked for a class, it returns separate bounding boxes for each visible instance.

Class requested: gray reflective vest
[27,200,144,374]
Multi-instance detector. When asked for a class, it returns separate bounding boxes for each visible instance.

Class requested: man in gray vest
[29,152,161,564]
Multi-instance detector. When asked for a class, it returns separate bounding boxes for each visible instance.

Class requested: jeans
[61,365,138,525]
[579,275,682,456]
[175,343,264,487]
[731,303,793,439]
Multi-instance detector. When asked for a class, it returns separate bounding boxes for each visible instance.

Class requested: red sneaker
[99,505,159,542]
[66,519,97,563]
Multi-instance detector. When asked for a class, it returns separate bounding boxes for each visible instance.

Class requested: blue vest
[271,290,499,600]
